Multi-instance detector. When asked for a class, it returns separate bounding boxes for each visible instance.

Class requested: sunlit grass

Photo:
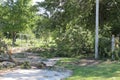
[57,58,120,80]
[3,38,56,48]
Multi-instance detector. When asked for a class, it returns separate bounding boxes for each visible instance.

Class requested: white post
[111,35,115,59]
[20,33,22,48]
[95,0,99,59]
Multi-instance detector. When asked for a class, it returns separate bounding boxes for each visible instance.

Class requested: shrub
[99,37,111,59]
[55,24,94,57]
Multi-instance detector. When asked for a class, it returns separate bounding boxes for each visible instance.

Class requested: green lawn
[57,58,120,80]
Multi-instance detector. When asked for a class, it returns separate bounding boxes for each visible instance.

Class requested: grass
[3,38,56,49]
[56,58,120,80]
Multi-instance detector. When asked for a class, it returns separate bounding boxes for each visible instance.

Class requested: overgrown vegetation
[0,0,120,60]
[1,1,120,79]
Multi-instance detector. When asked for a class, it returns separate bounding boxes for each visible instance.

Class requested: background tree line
[0,0,120,59]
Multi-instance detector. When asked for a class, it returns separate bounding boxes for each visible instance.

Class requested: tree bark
[12,32,16,47]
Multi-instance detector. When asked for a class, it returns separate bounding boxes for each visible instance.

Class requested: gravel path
[0,69,72,80]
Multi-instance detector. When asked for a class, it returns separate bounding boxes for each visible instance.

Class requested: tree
[36,0,95,56]
[0,0,38,46]
[37,0,94,31]
[36,0,120,58]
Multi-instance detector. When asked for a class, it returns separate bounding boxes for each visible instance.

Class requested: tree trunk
[4,44,16,63]
[12,32,16,47]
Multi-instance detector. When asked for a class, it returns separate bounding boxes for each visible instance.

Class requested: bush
[99,36,120,60]
[112,48,120,60]
[99,37,111,59]
[55,24,94,57]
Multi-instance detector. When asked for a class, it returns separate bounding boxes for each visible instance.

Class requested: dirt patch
[74,58,101,66]
[72,58,118,67]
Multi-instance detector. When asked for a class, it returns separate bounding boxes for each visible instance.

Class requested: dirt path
[0,49,72,80]
[0,69,72,80]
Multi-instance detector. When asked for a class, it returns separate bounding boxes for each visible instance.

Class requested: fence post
[111,35,115,60]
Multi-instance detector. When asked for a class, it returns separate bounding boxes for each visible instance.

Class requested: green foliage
[27,47,56,58]
[37,0,120,59]
[99,37,111,59]
[113,36,120,60]
[99,36,120,60]
[21,27,35,39]
[0,39,7,53]
[36,0,95,57]
[0,0,120,59]
[0,0,38,46]
[113,49,120,60]
[1,0,33,32]
[55,23,94,57]
[37,0,94,31]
